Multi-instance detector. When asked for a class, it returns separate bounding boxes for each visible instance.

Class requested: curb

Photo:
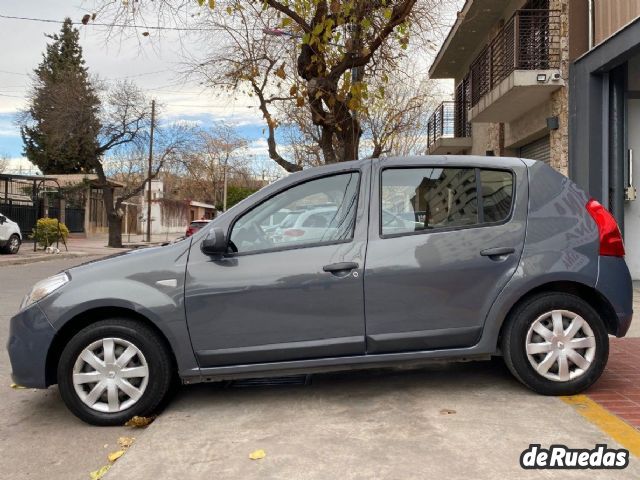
[0,251,94,267]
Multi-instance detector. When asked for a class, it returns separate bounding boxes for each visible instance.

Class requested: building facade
[569,2,640,278]
[427,0,589,175]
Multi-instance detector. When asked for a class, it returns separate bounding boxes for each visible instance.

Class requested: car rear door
[363,157,528,354]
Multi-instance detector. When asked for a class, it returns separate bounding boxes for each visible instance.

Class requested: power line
[0,13,253,32]
[0,69,29,77]
[115,70,171,79]
[0,93,24,98]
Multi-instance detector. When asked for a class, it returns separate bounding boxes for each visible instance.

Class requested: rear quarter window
[480,170,514,223]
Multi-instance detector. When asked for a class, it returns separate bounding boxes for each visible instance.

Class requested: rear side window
[480,170,513,223]
[381,168,478,236]
[381,167,514,236]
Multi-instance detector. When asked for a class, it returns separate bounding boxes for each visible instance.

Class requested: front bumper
[7,304,55,388]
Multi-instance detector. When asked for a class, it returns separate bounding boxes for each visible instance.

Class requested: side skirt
[179,345,496,384]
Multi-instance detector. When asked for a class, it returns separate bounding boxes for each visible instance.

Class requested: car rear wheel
[57,318,173,426]
[2,234,20,254]
[501,292,608,396]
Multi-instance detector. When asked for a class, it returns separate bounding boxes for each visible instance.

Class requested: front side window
[230,173,360,253]
[381,168,478,236]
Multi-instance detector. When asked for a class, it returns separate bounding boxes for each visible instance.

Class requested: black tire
[57,318,173,426]
[501,292,609,396]
[1,234,20,254]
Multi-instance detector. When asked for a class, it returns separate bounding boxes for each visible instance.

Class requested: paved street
[0,258,135,480]
[1,257,639,479]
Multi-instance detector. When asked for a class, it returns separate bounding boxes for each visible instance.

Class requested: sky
[0,0,458,176]
[0,0,276,174]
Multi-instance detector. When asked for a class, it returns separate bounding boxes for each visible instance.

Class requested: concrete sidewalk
[0,233,183,267]
[106,362,640,480]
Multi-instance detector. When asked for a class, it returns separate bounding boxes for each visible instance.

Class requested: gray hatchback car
[8,156,633,425]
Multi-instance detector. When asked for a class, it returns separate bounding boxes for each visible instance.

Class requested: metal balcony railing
[427,101,472,150]
[468,9,561,107]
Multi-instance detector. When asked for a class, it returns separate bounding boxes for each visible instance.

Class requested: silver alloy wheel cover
[9,236,19,253]
[72,337,150,413]
[525,310,596,382]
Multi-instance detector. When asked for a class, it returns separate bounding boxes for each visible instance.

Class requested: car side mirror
[201,227,228,255]
[0,215,5,225]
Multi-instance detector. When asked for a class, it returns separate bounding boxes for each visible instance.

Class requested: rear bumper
[6,304,55,388]
[596,256,634,337]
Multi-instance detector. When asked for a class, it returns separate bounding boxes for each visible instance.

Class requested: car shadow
[168,358,529,412]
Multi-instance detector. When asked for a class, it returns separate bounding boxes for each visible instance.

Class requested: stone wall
[549,0,570,175]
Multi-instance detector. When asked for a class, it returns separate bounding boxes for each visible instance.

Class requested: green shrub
[32,217,69,248]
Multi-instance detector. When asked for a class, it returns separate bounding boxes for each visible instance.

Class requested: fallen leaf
[107,450,125,463]
[249,449,266,460]
[118,436,135,449]
[124,416,154,428]
[89,465,111,480]
[9,383,26,389]
[439,408,457,415]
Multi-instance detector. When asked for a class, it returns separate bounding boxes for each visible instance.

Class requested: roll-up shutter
[519,135,551,164]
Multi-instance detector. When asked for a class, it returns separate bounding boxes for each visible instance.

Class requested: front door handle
[323,262,359,273]
[480,247,515,257]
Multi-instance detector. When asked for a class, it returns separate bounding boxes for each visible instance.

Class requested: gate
[1,173,86,235]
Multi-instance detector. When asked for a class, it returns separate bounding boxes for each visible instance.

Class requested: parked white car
[271,207,340,244]
[0,214,22,254]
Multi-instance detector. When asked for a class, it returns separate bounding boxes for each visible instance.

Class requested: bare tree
[0,155,9,174]
[98,113,194,247]
[363,70,443,158]
[178,124,249,209]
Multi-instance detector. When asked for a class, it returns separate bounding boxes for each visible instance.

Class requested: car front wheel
[57,318,173,426]
[501,292,609,396]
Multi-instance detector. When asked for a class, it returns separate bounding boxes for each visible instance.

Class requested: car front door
[185,167,369,367]
[363,158,528,354]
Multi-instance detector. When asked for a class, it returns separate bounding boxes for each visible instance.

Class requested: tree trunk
[107,210,123,248]
[101,184,124,248]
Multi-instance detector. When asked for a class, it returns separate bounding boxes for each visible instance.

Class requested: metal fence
[427,101,472,150]
[468,9,561,107]
[1,174,86,235]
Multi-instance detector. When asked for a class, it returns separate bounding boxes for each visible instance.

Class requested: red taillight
[283,229,305,237]
[586,199,625,257]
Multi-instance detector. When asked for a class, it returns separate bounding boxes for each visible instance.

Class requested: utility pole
[223,159,228,212]
[146,99,155,243]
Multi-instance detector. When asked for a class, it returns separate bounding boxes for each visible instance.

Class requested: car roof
[267,156,529,182]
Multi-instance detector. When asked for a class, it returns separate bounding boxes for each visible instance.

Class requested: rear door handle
[323,262,359,273]
[480,247,515,257]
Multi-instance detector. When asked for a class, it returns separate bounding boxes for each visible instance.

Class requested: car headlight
[20,272,69,311]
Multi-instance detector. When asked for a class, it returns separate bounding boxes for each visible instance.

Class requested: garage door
[519,135,551,164]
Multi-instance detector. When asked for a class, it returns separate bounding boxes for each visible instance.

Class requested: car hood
[65,238,193,279]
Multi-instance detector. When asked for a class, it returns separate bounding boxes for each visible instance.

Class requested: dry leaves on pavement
[124,415,155,428]
[249,449,266,460]
[89,436,135,479]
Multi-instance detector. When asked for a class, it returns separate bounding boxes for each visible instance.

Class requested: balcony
[427,101,472,155]
[466,8,563,123]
